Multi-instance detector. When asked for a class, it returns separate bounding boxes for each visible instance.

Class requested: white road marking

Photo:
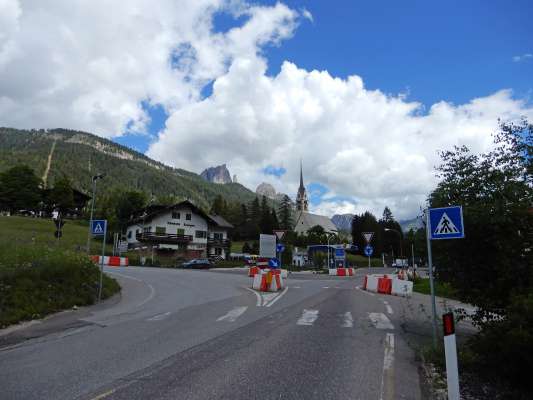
[292,286,301,289]
[244,287,262,306]
[105,270,155,308]
[297,309,319,326]
[216,306,248,322]
[322,286,330,289]
[266,287,289,308]
[356,286,375,296]
[260,292,279,306]
[147,311,171,321]
[369,313,395,330]
[383,300,393,315]
[380,333,395,400]
[341,311,353,328]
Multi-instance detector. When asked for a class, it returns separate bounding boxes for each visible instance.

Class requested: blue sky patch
[262,165,286,177]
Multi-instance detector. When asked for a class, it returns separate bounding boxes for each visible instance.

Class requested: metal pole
[87,178,97,254]
[327,235,331,270]
[426,210,438,348]
[97,223,106,302]
[411,243,415,268]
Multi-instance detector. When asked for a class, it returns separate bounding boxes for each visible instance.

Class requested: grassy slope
[0,216,111,256]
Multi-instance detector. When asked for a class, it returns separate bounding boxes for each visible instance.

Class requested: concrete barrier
[91,255,128,266]
[252,269,283,292]
[363,274,412,297]
[329,268,355,277]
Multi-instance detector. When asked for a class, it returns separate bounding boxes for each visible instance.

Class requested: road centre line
[380,333,395,400]
[266,287,289,308]
[147,312,171,321]
[216,306,248,322]
[89,388,116,400]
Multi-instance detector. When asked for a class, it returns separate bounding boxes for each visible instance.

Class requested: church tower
[296,160,309,212]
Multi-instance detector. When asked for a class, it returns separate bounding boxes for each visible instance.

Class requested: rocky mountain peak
[200,164,232,184]
[256,182,277,199]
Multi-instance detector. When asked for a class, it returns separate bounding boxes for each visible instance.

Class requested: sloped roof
[208,214,234,229]
[293,211,338,234]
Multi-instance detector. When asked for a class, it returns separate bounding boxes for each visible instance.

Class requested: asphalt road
[0,267,435,400]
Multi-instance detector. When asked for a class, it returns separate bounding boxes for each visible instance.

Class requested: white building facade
[126,200,232,259]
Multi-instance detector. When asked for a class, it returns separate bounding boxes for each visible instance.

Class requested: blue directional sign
[364,244,373,257]
[268,257,280,268]
[334,247,345,259]
[276,243,285,253]
[91,219,107,236]
[429,206,464,240]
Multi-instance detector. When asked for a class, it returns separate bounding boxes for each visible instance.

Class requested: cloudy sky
[1,0,532,219]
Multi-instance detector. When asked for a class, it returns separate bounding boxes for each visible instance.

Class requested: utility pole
[87,174,104,254]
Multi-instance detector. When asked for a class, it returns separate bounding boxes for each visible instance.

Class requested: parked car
[180,259,212,269]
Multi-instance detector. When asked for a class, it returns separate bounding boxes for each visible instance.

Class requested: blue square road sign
[91,219,107,236]
[429,206,464,240]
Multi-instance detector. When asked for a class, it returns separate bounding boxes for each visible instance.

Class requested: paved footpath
[0,266,439,400]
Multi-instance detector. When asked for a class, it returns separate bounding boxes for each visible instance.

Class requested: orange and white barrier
[328,268,354,276]
[249,266,260,277]
[252,269,283,292]
[90,255,129,267]
[363,274,412,296]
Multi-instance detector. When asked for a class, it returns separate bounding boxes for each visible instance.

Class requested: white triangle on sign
[434,212,459,235]
[94,223,103,234]
[362,232,374,244]
[273,231,285,240]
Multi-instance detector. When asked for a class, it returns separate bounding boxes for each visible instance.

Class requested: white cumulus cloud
[148,59,533,219]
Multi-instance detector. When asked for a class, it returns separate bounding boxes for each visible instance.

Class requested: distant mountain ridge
[0,127,260,210]
[200,164,232,184]
[331,214,354,232]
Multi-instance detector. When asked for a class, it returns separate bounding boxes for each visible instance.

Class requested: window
[176,228,185,235]
[195,230,207,239]
[215,248,222,255]
[213,232,223,240]
[172,211,180,219]
[155,226,166,235]
[186,213,192,220]
[127,231,132,239]
[143,226,151,233]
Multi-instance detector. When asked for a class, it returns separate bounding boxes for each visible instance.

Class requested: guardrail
[136,232,193,244]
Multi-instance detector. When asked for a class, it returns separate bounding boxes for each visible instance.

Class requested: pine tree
[278,195,293,230]
[0,165,42,213]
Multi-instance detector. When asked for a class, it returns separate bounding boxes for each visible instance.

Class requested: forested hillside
[0,127,258,210]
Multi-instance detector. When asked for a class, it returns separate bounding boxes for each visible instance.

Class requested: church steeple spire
[299,159,304,189]
[296,159,309,212]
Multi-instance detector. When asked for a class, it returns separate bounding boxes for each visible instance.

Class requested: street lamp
[86,174,105,254]
[324,232,336,270]
[384,227,403,259]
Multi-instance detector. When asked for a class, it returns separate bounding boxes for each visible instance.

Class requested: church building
[293,162,338,235]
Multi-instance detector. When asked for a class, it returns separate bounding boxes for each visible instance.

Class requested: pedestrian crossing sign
[91,219,107,236]
[428,206,464,240]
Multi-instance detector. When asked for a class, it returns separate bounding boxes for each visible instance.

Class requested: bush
[467,293,533,396]
[0,246,120,327]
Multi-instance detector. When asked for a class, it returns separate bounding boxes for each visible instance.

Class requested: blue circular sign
[276,243,285,253]
[364,245,373,257]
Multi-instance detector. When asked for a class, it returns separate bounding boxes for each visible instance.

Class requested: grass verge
[0,244,120,328]
[413,277,458,300]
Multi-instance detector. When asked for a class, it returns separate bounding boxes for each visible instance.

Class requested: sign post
[273,230,286,269]
[362,232,374,269]
[443,312,460,400]
[92,219,107,302]
[426,206,465,347]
